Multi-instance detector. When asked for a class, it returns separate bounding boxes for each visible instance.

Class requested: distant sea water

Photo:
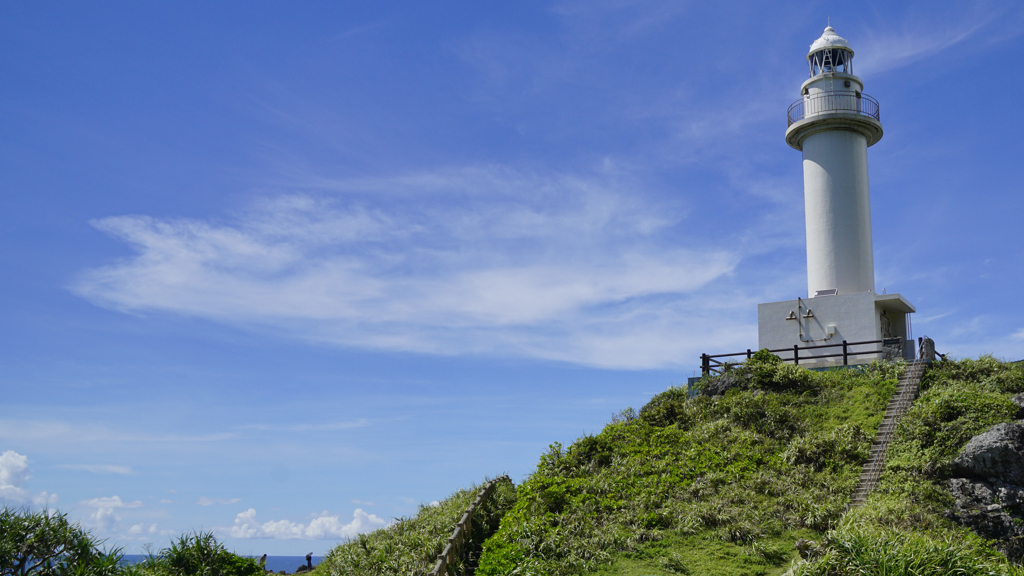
[121,555,324,574]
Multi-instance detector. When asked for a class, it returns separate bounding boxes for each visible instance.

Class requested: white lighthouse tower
[757,26,916,366]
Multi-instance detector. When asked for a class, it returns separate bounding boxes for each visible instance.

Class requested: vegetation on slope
[318,478,516,576]
[790,356,1024,575]
[0,508,261,576]
[476,352,903,576]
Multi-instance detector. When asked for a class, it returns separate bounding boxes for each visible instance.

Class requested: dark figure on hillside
[306,553,312,571]
[259,554,267,570]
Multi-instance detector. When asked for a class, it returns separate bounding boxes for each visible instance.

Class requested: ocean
[121,555,325,574]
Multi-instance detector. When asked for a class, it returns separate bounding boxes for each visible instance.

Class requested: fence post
[842,340,848,366]
[701,353,709,376]
[746,349,752,359]
[793,344,799,365]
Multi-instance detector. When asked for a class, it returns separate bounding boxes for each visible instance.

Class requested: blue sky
[2,0,1023,556]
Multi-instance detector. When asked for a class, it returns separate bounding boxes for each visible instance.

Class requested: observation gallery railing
[787,91,880,126]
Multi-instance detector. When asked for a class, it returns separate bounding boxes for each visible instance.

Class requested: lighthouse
[757,26,916,365]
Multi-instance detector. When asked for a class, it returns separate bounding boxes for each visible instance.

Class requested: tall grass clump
[476,355,903,576]
[787,528,1024,576]
[317,478,516,576]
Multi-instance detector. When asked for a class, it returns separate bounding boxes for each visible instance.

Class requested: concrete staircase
[850,360,928,506]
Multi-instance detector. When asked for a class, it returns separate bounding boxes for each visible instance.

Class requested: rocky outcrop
[699,371,750,397]
[951,423,1024,484]
[1012,393,1024,418]
[946,422,1024,561]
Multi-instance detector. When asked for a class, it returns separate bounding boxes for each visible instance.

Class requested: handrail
[787,90,879,126]
[700,338,904,376]
[428,476,512,576]
[851,360,926,506]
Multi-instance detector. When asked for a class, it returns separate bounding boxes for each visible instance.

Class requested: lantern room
[807,26,854,76]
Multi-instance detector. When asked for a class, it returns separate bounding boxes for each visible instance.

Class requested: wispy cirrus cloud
[0,420,237,444]
[198,497,242,506]
[60,464,133,475]
[856,6,1024,75]
[241,419,370,432]
[73,166,751,369]
[79,496,143,508]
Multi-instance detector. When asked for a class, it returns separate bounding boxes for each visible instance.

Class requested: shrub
[0,507,124,576]
[782,424,871,472]
[152,532,261,576]
[886,381,1019,476]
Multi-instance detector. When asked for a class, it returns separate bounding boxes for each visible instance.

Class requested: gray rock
[794,538,819,560]
[951,423,1024,484]
[1012,393,1024,418]
[945,477,1024,561]
[699,371,751,397]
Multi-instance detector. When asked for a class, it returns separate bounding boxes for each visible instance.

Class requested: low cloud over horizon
[229,508,388,540]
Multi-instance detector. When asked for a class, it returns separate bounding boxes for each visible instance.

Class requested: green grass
[316,477,516,576]
[475,353,904,576]
[475,355,1024,575]
[788,355,1024,575]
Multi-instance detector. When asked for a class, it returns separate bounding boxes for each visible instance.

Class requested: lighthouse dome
[809,26,851,54]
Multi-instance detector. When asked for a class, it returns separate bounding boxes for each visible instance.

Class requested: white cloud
[73,167,743,369]
[0,420,237,445]
[856,8,1024,76]
[198,497,242,506]
[79,496,142,533]
[0,451,30,488]
[129,522,159,535]
[126,522,174,539]
[91,507,119,531]
[229,508,388,540]
[79,495,143,509]
[242,419,369,432]
[59,464,133,475]
[0,451,57,506]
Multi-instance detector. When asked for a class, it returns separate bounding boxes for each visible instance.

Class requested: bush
[782,424,871,472]
[0,507,124,576]
[886,381,1019,476]
[149,532,261,576]
[922,355,1024,394]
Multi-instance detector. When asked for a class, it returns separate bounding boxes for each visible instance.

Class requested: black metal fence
[787,91,880,126]
[700,339,893,376]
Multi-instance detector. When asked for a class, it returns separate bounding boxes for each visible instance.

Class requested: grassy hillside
[475,355,1024,576]
[317,478,516,576]
[790,356,1024,575]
